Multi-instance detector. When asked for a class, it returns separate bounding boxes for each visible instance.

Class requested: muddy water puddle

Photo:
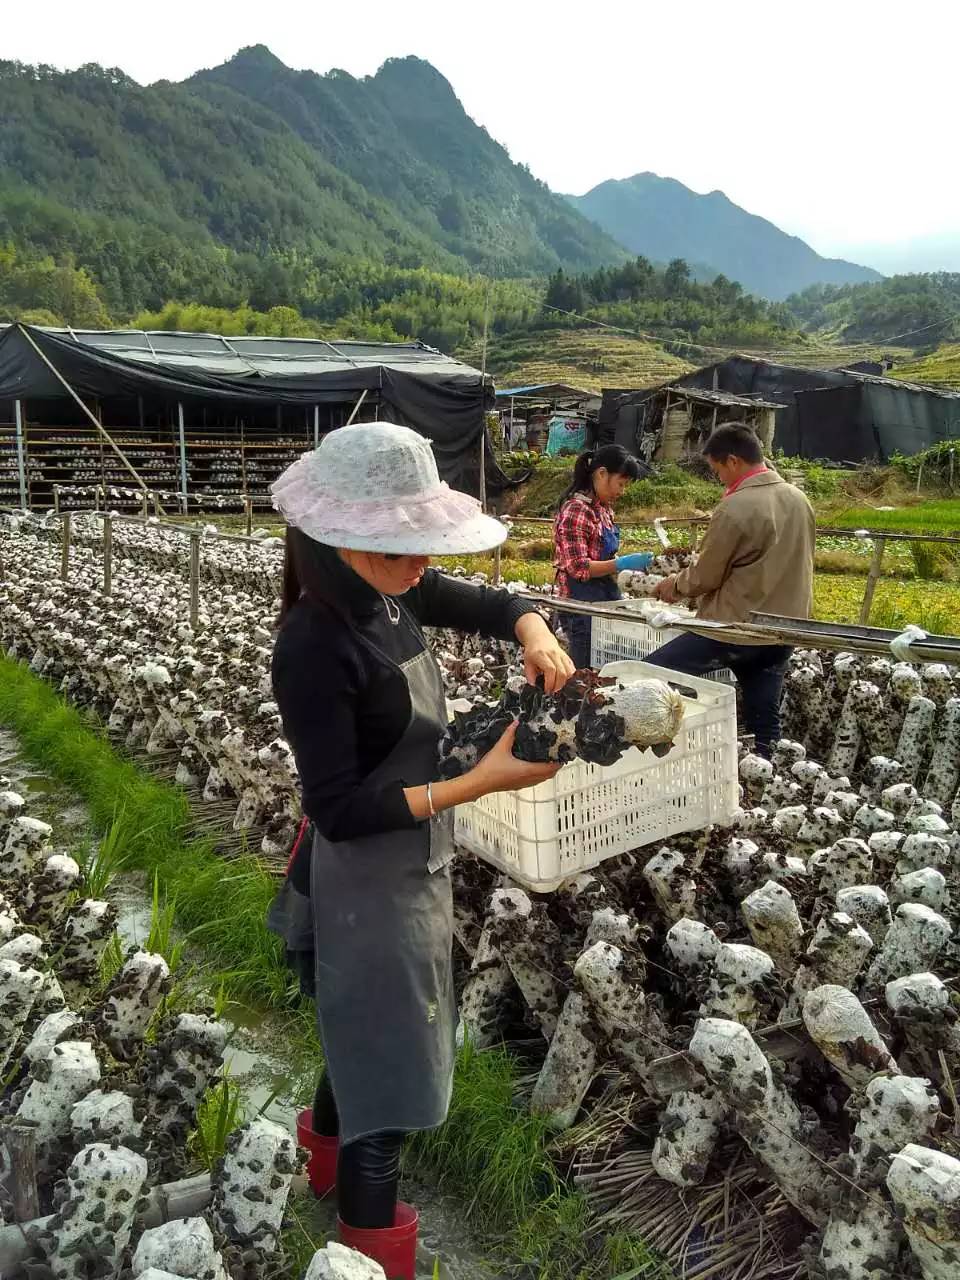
[1,727,494,1279]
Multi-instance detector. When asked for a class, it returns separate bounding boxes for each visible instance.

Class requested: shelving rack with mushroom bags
[0,323,505,511]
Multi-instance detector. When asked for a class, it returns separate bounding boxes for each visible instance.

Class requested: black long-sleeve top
[272,553,538,844]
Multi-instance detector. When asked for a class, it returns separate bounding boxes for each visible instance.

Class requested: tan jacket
[675,472,815,643]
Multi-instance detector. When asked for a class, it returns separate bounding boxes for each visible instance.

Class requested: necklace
[380,593,401,626]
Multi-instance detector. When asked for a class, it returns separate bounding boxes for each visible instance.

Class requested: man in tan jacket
[650,422,815,756]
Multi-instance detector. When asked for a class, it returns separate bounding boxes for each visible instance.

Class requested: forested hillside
[786,273,960,348]
[1,48,953,375]
[0,49,625,321]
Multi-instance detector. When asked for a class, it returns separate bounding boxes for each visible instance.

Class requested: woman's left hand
[515,613,576,692]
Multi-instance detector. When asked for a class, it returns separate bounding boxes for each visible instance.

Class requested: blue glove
[615,552,654,571]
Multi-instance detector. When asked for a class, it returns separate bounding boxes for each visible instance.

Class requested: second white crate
[590,609,734,683]
[455,662,739,892]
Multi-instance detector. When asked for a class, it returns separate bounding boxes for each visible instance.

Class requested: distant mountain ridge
[567,173,882,301]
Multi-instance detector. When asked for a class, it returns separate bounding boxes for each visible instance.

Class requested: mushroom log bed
[2,512,960,1280]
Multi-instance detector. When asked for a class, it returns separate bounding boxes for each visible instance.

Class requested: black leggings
[313,1073,403,1229]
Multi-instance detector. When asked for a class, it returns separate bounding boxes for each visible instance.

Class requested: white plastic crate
[455,661,739,892]
[590,607,734,684]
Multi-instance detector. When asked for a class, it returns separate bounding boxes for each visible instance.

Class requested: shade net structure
[0,324,509,509]
[674,356,960,462]
[599,356,960,463]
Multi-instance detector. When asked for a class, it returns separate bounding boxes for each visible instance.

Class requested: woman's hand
[514,612,577,690]
[467,721,561,796]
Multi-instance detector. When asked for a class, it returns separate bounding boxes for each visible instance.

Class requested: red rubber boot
[296,1109,338,1198]
[338,1202,419,1280]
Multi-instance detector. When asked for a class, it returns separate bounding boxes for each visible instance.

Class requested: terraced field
[463,326,693,392]
[889,343,960,389]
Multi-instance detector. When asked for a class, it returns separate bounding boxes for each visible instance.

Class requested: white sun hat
[270,422,508,555]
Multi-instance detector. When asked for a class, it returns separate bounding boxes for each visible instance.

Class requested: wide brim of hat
[271,459,508,555]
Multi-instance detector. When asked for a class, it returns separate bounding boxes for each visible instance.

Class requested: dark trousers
[313,1073,403,1228]
[566,576,620,670]
[649,633,793,757]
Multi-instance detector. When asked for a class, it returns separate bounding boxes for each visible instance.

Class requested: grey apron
[268,644,456,1146]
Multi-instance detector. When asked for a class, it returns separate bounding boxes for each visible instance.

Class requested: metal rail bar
[518,591,960,662]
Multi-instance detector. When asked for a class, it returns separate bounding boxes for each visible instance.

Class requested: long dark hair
[559,444,643,507]
[279,527,350,624]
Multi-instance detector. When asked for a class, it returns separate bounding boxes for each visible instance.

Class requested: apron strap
[285,815,311,876]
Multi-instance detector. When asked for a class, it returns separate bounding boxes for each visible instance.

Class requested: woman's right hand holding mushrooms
[467,720,561,795]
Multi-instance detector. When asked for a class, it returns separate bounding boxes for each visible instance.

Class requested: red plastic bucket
[338,1202,419,1280]
[295,1109,338,1198]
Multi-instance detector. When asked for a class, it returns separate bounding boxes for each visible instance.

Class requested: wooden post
[60,512,71,582]
[13,401,27,510]
[859,537,886,625]
[52,485,60,514]
[102,514,113,597]
[177,403,188,515]
[141,490,149,518]
[479,429,487,513]
[313,405,320,449]
[189,531,201,631]
[244,496,253,537]
[1,1121,39,1223]
[492,544,502,585]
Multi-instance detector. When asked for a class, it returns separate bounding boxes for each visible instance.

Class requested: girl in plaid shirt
[554,445,650,667]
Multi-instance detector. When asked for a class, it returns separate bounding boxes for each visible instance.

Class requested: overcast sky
[6,0,959,271]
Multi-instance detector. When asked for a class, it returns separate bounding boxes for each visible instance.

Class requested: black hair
[279,526,350,624]
[559,444,644,507]
[702,422,764,465]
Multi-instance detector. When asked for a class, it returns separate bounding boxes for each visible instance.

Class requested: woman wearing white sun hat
[266,421,574,1278]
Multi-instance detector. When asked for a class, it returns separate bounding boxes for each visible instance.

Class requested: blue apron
[566,519,621,668]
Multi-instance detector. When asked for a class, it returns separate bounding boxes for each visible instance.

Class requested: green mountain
[0,50,627,318]
[567,172,882,302]
[192,47,627,278]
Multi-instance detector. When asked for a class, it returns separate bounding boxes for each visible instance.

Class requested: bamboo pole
[859,536,887,625]
[188,531,201,631]
[13,401,27,510]
[344,389,368,427]
[102,513,113,597]
[60,512,71,582]
[1,1121,39,1223]
[177,403,188,515]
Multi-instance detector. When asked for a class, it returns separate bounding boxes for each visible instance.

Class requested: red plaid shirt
[554,493,615,596]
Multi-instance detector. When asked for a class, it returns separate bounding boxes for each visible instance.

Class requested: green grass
[190,1072,247,1170]
[409,1041,673,1279]
[826,500,960,534]
[410,1040,561,1233]
[889,343,960,390]
[0,655,294,1009]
